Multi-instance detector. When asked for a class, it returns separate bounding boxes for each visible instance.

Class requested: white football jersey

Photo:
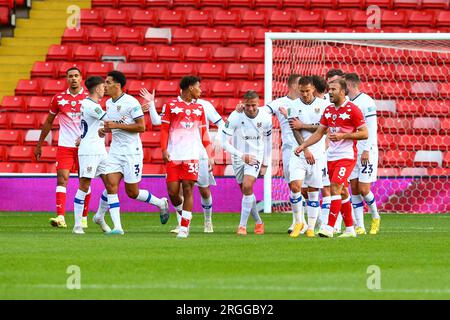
[350,92,378,152]
[106,93,144,155]
[196,98,223,160]
[78,98,107,156]
[264,96,298,147]
[222,109,272,161]
[289,97,329,158]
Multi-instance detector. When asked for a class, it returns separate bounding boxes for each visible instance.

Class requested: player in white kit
[220,91,272,235]
[284,76,329,237]
[140,89,224,233]
[72,76,111,234]
[345,73,380,235]
[100,71,168,235]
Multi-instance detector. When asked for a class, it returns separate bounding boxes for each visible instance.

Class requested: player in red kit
[295,79,368,238]
[160,76,212,239]
[34,67,91,228]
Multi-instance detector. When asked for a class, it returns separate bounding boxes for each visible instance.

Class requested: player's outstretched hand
[140,88,155,103]
[304,148,315,165]
[294,145,304,156]
[279,107,288,119]
[162,150,171,163]
[34,145,42,161]
[235,103,244,113]
[242,154,258,165]
[361,150,370,166]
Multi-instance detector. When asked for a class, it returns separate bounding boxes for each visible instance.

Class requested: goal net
[264,33,450,214]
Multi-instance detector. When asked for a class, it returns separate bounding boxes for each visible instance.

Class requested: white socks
[290,191,303,224]
[240,194,254,227]
[363,191,380,219]
[307,191,320,231]
[249,194,262,224]
[352,194,365,228]
[107,194,122,231]
[320,196,331,226]
[74,189,87,228]
[180,210,192,233]
[136,189,164,207]
[94,189,109,221]
[201,196,213,223]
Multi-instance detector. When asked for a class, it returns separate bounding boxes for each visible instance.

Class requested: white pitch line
[2,283,449,295]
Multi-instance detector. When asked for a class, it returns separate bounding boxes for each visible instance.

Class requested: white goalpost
[264,33,450,214]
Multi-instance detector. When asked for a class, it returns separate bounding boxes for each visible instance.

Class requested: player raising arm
[295,80,368,238]
[220,90,272,235]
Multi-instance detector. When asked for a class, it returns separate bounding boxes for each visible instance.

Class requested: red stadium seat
[241,10,268,27]
[0,130,23,145]
[198,28,225,44]
[253,64,264,80]
[337,0,364,9]
[412,117,441,134]
[0,162,19,173]
[40,146,58,162]
[1,96,26,111]
[150,147,164,163]
[88,27,116,44]
[172,28,198,44]
[283,0,311,8]
[42,79,67,96]
[156,46,183,61]
[73,45,100,61]
[381,10,408,27]
[323,10,350,27]
[393,0,421,9]
[27,96,52,112]
[225,28,253,44]
[0,113,10,129]
[184,46,211,62]
[444,152,450,167]
[383,150,414,167]
[378,167,401,177]
[57,62,86,78]
[118,0,146,7]
[212,164,225,176]
[92,0,119,7]
[200,0,227,8]
[222,98,242,114]
[397,134,426,151]
[254,0,283,9]
[428,168,449,176]
[99,45,128,61]
[213,10,240,26]
[225,63,251,80]
[414,150,443,168]
[0,7,10,26]
[425,135,450,151]
[143,163,165,174]
[116,27,144,44]
[436,10,450,27]
[80,8,104,26]
[295,10,324,27]
[21,163,48,173]
[141,131,161,147]
[422,0,449,9]
[185,10,212,27]
[156,80,179,96]
[309,0,337,8]
[169,63,197,78]
[15,79,41,96]
[407,10,436,27]
[116,62,143,78]
[377,133,395,149]
[36,113,59,130]
[126,80,154,95]
[381,82,410,97]
[198,63,225,79]
[268,10,294,27]
[238,80,263,96]
[425,101,449,116]
[211,81,237,97]
[85,62,114,77]
[157,9,185,27]
[62,27,88,44]
[10,113,37,129]
[239,46,264,63]
[212,46,237,62]
[31,61,58,78]
[440,118,450,134]
[365,0,392,8]
[142,62,169,79]
[8,146,34,162]
[103,8,131,26]
[128,45,156,61]
[411,82,439,97]
[130,9,156,25]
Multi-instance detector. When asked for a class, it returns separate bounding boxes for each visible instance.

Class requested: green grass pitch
[0,212,449,300]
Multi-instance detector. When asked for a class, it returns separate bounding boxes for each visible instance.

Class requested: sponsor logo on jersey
[95,107,102,115]
[87,166,92,173]
[257,122,262,128]
[225,121,230,128]
[332,114,337,121]
[71,101,77,107]
[244,136,260,140]
[117,105,121,112]
[186,109,191,116]
[315,107,320,113]
[180,121,194,129]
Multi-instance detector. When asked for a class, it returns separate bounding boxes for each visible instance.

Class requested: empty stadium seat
[21,163,48,173]
[393,0,421,9]
[0,162,19,173]
[398,134,426,150]
[80,8,104,26]
[323,10,350,27]
[142,62,169,78]
[26,97,51,112]
[241,10,268,27]
[117,62,143,78]
[10,113,37,129]
[184,46,211,62]
[156,46,184,61]
[295,10,324,27]
[62,27,88,44]
[46,45,73,61]
[383,150,414,167]
[130,9,156,25]
[150,147,164,163]
[31,61,58,78]
[103,8,131,26]
[185,10,212,26]
[213,9,240,26]
[8,146,34,162]
[414,150,443,168]
[239,46,264,62]
[143,163,165,174]
[99,45,128,61]
[211,81,237,97]
[1,96,26,111]
[73,45,100,61]
[198,63,225,79]
[441,118,450,134]
[268,10,294,27]
[15,80,41,96]
[38,146,58,162]
[425,135,450,151]
[128,45,156,61]
[42,79,67,96]
[0,113,10,129]
[225,28,253,44]
[0,7,10,26]
[169,63,197,78]
[428,168,448,176]
[156,80,179,96]
[378,117,412,134]
[199,28,225,44]
[88,27,116,44]
[381,10,408,27]
[126,79,154,95]
[157,9,185,27]
[422,0,449,9]
[238,80,263,96]
[412,117,441,134]
[172,28,198,44]
[141,131,161,147]
[212,46,237,62]
[222,98,242,114]
[407,10,436,27]
[253,63,264,79]
[365,0,392,8]
[225,63,251,79]
[116,27,144,44]
[85,62,114,77]
[57,62,86,78]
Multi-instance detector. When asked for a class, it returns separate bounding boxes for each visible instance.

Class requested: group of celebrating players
[34,66,381,239]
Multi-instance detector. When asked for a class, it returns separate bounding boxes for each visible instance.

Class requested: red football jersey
[50,88,88,148]
[319,100,366,161]
[161,97,207,161]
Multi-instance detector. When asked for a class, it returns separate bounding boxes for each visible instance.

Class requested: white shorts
[79,154,107,179]
[322,154,330,187]
[196,158,216,188]
[289,154,325,189]
[282,144,293,183]
[232,157,263,184]
[349,150,379,183]
[105,153,143,184]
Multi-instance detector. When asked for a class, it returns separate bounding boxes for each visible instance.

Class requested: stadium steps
[0,0,91,101]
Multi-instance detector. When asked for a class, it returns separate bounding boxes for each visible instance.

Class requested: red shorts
[56,146,78,173]
[328,159,356,187]
[166,160,199,183]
